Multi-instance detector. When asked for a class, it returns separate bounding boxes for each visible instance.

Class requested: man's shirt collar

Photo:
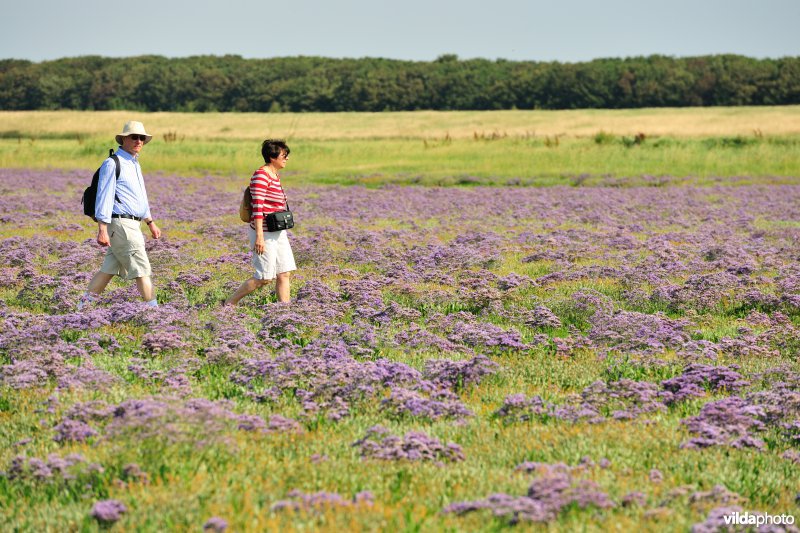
[117,147,138,161]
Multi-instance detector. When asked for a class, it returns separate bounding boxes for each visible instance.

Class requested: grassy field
[2,108,800,531]
[1,108,800,184]
[1,172,799,531]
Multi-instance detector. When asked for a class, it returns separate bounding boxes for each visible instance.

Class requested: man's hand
[148,221,161,240]
[96,224,110,246]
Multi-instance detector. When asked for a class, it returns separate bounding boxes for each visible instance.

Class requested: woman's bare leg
[276,272,291,303]
[225,277,270,306]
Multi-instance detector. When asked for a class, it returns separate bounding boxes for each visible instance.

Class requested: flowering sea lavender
[587,308,691,355]
[782,450,800,464]
[231,347,459,421]
[271,489,374,512]
[429,312,527,350]
[494,394,549,423]
[423,355,499,391]
[392,324,462,353]
[515,462,575,476]
[266,415,303,433]
[90,499,127,523]
[52,419,98,443]
[444,467,614,525]
[497,273,535,291]
[689,485,745,506]
[443,494,552,524]
[56,397,281,446]
[141,328,188,354]
[202,307,260,359]
[748,391,800,434]
[6,455,57,481]
[681,397,766,450]
[370,300,422,324]
[621,492,647,507]
[581,379,666,420]
[381,387,473,421]
[203,516,228,532]
[661,364,750,405]
[524,305,563,329]
[127,359,193,396]
[353,425,465,463]
[528,472,614,512]
[121,463,150,484]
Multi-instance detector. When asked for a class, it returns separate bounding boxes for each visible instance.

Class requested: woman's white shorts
[249,227,297,280]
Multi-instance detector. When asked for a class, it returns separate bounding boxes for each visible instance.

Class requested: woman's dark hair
[261,139,290,164]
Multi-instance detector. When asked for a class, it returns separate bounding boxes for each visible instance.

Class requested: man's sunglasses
[128,134,147,141]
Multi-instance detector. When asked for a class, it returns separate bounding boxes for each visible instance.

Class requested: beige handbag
[239,187,252,223]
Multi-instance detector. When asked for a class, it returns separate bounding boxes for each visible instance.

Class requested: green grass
[3,136,800,186]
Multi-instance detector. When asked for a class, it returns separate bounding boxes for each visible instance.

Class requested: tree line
[1,54,798,112]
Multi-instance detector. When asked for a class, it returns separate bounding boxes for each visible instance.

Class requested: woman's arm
[254,218,265,254]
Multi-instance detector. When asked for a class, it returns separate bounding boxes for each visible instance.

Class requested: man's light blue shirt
[95,148,152,224]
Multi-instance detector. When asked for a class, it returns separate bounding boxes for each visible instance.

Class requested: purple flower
[661,364,749,405]
[52,419,97,443]
[681,397,766,450]
[444,466,614,524]
[203,516,228,532]
[423,355,499,390]
[90,499,127,523]
[649,468,664,483]
[354,425,465,463]
[271,489,373,512]
[381,388,473,421]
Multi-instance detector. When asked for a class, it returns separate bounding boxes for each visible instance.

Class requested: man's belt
[111,214,142,221]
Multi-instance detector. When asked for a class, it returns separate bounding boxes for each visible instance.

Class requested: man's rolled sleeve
[94,158,117,223]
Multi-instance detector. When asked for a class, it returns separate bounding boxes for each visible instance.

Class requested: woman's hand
[254,236,266,255]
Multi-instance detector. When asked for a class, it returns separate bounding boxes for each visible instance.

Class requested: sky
[1,0,798,63]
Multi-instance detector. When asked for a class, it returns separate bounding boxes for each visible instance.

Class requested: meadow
[2,108,800,184]
[1,109,800,531]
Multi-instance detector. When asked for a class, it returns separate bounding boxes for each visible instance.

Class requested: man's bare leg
[87,272,114,295]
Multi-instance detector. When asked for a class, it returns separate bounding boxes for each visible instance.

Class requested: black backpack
[82,149,121,221]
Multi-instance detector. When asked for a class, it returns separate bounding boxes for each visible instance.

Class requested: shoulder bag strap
[270,169,290,211]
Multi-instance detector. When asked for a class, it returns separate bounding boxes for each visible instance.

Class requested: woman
[225,139,296,305]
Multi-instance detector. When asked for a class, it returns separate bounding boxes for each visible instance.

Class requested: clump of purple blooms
[661,364,750,405]
[90,499,127,524]
[5,453,101,482]
[54,397,299,446]
[681,397,766,450]
[443,463,614,524]
[203,516,228,532]
[271,489,374,513]
[353,425,465,463]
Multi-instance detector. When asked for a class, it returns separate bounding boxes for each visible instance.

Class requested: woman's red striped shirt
[249,167,286,230]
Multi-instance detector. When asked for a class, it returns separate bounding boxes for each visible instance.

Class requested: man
[78,121,162,309]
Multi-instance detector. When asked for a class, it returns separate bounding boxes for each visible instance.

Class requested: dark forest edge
[1,54,799,111]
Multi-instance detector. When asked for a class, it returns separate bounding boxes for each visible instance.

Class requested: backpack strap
[109,149,120,179]
[109,148,121,204]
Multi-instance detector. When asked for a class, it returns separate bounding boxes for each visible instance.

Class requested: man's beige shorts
[100,218,152,280]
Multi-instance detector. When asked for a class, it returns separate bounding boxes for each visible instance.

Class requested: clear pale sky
[2,0,798,62]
